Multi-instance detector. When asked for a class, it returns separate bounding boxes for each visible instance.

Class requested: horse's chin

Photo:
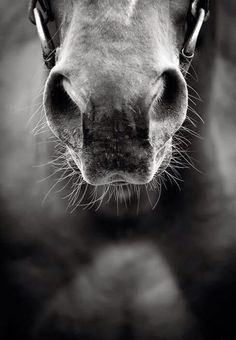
[62,145,172,214]
[66,144,172,187]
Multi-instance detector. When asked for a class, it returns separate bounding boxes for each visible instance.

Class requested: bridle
[29,0,55,69]
[29,0,210,70]
[28,0,210,71]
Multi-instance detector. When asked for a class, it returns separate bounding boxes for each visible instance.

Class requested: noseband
[28,0,210,71]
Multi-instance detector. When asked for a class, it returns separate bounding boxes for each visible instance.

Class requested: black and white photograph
[0,1,236,339]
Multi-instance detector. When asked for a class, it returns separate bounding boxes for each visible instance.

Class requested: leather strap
[181,0,210,71]
[28,0,53,25]
[195,0,210,15]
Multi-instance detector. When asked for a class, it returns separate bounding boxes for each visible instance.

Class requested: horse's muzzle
[44,68,187,185]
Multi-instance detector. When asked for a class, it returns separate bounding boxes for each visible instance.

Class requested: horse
[0,0,236,339]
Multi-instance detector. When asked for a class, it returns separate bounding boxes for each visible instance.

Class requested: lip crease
[107,174,129,186]
[109,181,129,186]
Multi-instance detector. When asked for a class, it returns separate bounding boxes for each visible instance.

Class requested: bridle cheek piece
[28,0,210,71]
[29,0,56,69]
[182,0,210,60]
[33,7,56,69]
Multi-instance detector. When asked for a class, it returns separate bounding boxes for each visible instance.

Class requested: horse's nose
[44,68,187,184]
[44,68,186,135]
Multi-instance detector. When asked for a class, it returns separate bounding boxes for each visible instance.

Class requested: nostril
[150,68,188,133]
[150,68,187,122]
[162,71,178,106]
[161,69,186,108]
[44,73,84,144]
[45,73,79,118]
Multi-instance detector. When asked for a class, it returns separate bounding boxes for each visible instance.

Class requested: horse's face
[45,0,189,186]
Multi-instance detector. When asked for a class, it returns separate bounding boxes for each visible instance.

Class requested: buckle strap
[191,0,210,22]
[181,0,210,63]
[192,0,210,18]
[28,0,53,25]
[30,4,56,70]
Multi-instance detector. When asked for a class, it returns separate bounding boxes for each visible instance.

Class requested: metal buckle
[191,0,210,20]
[29,0,53,25]
[31,1,56,70]
[181,6,207,60]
